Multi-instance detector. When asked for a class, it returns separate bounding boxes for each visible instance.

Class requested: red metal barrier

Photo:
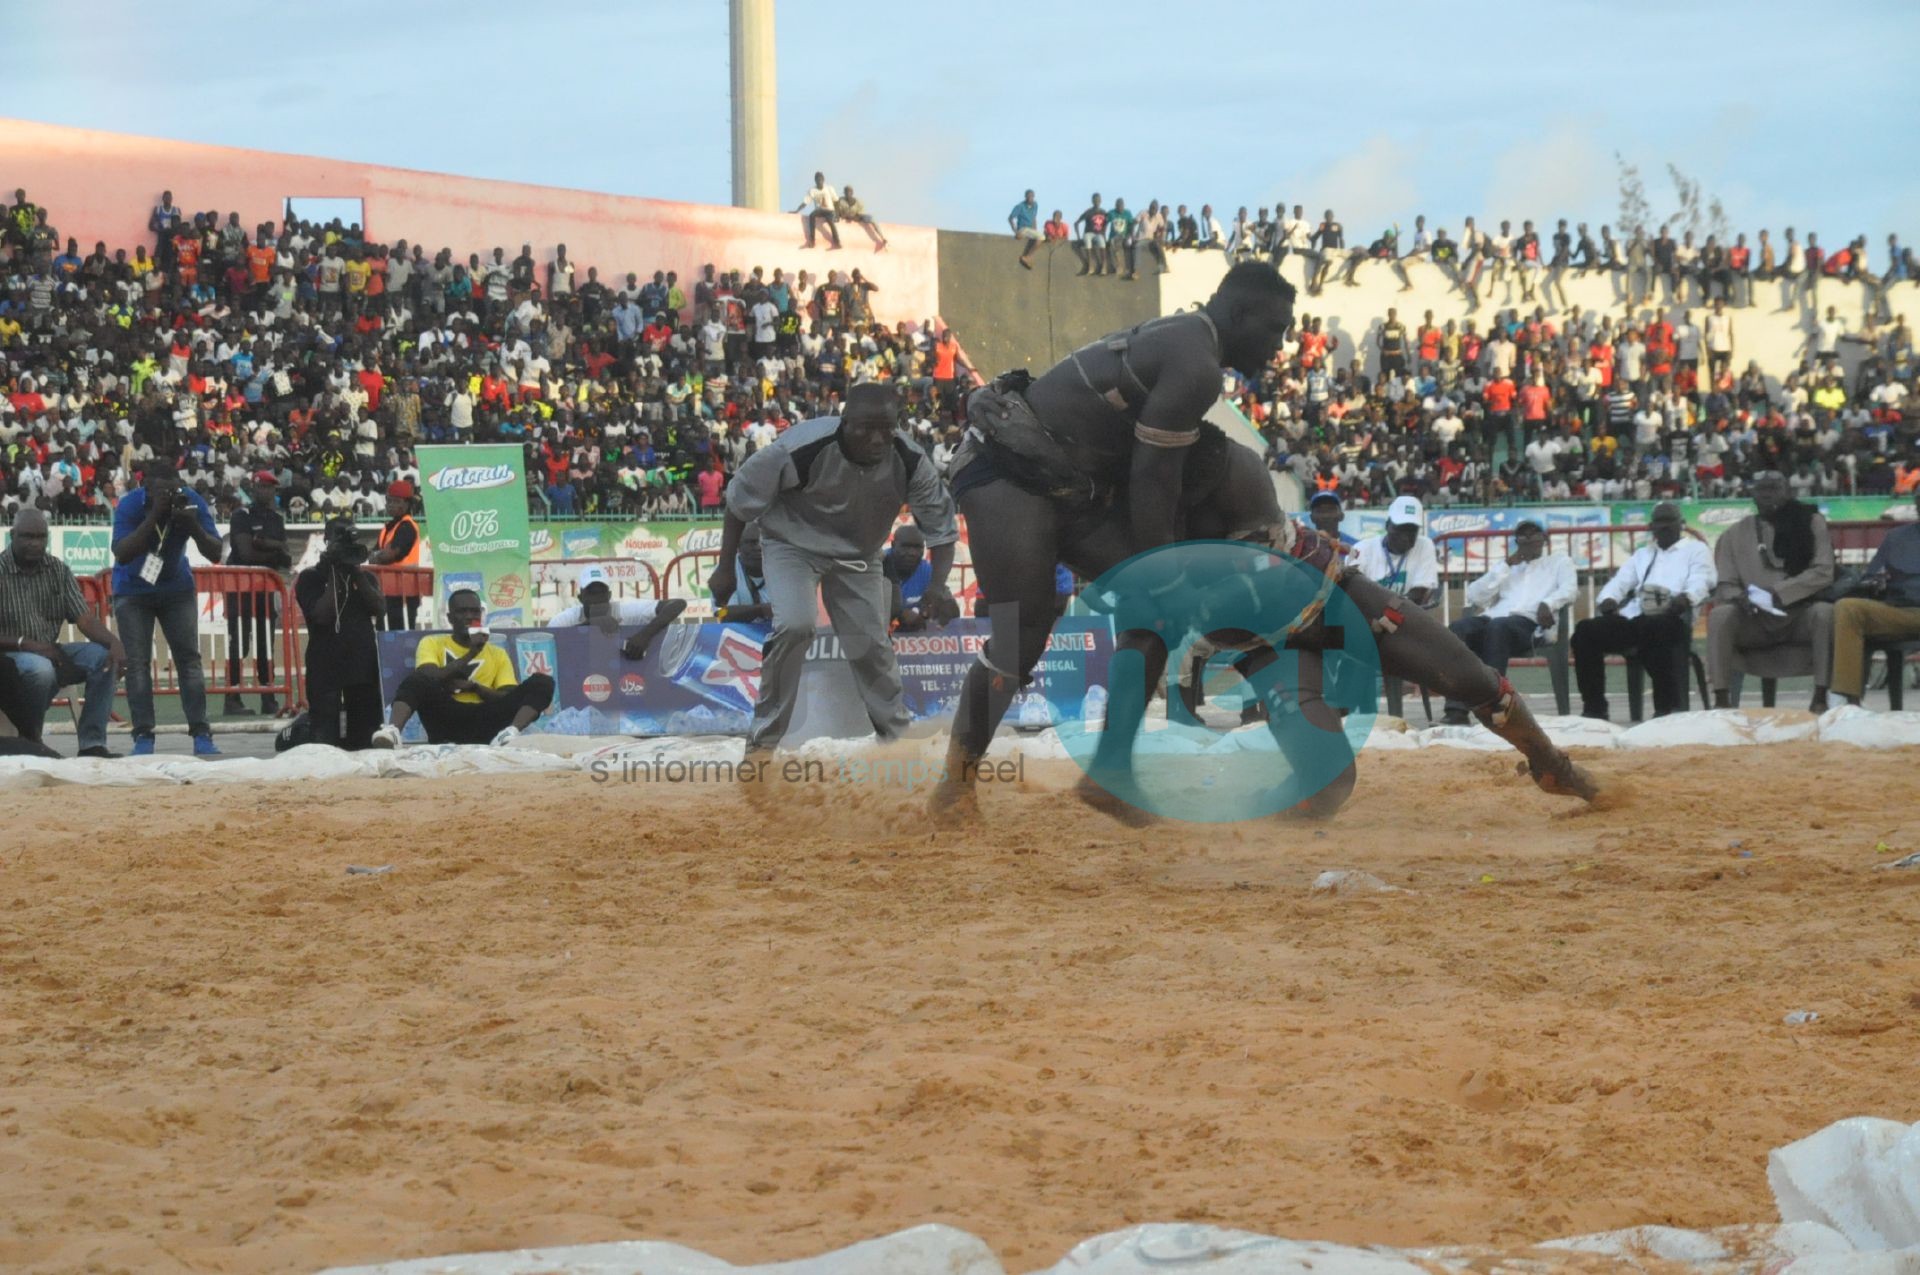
[658,548,977,616]
[530,558,662,613]
[100,565,301,716]
[367,565,436,602]
[660,550,719,608]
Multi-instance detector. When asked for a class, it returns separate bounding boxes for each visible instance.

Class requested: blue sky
[7,0,1918,247]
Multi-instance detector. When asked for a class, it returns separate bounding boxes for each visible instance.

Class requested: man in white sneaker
[371,588,554,747]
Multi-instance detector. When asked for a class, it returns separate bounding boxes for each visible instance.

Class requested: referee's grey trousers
[747,539,910,751]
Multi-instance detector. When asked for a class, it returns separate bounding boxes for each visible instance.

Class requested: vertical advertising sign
[416,444,534,627]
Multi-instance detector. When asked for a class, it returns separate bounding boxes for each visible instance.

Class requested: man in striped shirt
[0,508,126,757]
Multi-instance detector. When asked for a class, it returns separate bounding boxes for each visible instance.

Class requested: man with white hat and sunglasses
[547,563,688,661]
[1350,495,1439,609]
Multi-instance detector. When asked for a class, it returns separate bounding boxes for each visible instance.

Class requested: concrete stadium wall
[935,230,1165,381]
[1157,246,1914,386]
[0,117,940,324]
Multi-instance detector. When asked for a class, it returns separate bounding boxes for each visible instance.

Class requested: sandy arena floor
[3,742,1919,1274]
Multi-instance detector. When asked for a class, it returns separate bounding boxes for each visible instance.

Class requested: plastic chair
[1624,645,1709,721]
[1870,638,1920,711]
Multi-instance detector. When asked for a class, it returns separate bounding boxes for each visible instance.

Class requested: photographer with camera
[370,588,554,748]
[293,517,385,749]
[224,470,292,718]
[109,467,226,756]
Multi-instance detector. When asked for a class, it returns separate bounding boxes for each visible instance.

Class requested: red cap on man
[252,470,278,486]
[387,480,414,501]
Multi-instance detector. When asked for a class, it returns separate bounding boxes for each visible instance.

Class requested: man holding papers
[1706,472,1836,712]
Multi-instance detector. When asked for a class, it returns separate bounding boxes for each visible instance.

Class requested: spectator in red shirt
[695,460,726,511]
[1043,211,1070,241]
[1484,373,1519,456]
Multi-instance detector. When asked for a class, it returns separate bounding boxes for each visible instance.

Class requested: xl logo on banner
[704,629,764,699]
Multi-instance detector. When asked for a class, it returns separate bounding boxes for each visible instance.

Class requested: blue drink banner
[375,618,1115,739]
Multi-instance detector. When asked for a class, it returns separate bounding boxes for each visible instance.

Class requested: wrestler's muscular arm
[1126,326,1226,551]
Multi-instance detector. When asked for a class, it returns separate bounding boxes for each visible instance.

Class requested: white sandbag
[151,745,379,785]
[1539,714,1623,750]
[1415,724,1506,751]
[1360,722,1419,751]
[0,754,182,790]
[1535,1221,1857,1266]
[1817,707,1920,750]
[1746,708,1821,745]
[382,744,582,778]
[1769,1117,1920,1252]
[1618,709,1760,748]
[1035,1224,1424,1274]
[1309,869,1400,896]
[508,732,644,759]
[319,1223,1003,1275]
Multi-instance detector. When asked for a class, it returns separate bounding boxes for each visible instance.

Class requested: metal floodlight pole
[729,0,779,212]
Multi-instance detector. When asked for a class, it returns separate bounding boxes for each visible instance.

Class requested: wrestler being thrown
[931,261,1596,819]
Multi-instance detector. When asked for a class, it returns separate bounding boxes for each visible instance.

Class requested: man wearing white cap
[1350,495,1439,608]
[547,564,688,661]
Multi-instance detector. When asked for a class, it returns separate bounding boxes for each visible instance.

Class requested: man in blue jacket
[110,469,226,755]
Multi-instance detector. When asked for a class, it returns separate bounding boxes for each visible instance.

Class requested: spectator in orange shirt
[1484,373,1519,457]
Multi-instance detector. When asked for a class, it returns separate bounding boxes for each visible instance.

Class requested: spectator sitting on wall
[1044,210,1070,242]
[371,588,555,748]
[546,563,688,660]
[1009,189,1042,269]
[835,186,887,252]
[794,171,841,250]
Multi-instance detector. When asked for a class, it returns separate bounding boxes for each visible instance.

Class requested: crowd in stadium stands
[0,186,971,528]
[1015,192,1920,507]
[0,184,1917,534]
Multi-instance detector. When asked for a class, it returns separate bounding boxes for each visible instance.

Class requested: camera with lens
[320,518,370,568]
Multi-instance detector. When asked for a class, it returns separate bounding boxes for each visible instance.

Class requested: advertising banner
[416,444,534,628]
[375,618,1115,739]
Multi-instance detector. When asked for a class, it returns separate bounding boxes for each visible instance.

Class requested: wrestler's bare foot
[1517,749,1601,803]
[929,777,981,824]
[1072,774,1157,828]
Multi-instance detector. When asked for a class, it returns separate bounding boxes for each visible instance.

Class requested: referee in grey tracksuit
[709,384,959,754]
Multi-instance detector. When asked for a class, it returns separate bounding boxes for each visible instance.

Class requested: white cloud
[1279,135,1420,233]
[783,82,971,227]
[1481,124,1613,229]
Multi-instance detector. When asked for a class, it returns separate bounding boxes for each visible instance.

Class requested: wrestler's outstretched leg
[1231,642,1357,819]
[1076,627,1169,827]
[933,479,1067,819]
[1339,574,1597,801]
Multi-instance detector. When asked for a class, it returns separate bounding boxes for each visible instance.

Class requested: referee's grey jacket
[724,416,959,561]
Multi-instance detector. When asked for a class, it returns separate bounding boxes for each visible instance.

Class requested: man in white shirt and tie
[1571,502,1717,720]
[1441,519,1577,725]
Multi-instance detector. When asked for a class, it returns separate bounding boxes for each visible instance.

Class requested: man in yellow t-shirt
[370,589,554,747]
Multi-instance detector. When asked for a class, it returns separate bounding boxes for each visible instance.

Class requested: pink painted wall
[0,117,940,323]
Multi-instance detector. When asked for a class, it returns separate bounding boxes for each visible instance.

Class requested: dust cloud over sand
[2,744,1917,1273]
